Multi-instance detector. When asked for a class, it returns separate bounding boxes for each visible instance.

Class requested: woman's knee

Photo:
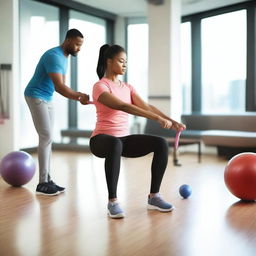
[107,137,123,155]
[153,136,169,153]
[90,135,123,157]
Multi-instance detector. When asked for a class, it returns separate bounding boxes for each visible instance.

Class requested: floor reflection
[226,200,256,233]
[0,186,34,256]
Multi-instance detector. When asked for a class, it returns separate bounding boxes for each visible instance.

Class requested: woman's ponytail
[96,44,126,79]
[96,44,110,79]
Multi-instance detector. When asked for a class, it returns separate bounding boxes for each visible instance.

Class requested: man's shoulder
[41,47,66,64]
[44,46,63,56]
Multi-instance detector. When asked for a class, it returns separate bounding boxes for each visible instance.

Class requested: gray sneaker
[108,201,125,218]
[147,194,174,212]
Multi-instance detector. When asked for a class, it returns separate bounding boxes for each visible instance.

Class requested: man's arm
[49,72,89,103]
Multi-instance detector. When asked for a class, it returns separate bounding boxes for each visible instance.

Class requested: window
[181,22,192,114]
[201,10,247,114]
[69,11,107,131]
[19,0,60,148]
[127,23,148,100]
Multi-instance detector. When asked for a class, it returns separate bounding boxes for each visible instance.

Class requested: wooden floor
[0,151,256,256]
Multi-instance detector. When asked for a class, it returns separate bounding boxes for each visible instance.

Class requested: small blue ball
[179,184,192,198]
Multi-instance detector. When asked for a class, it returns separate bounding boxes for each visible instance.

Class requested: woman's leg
[121,134,173,212]
[25,97,53,183]
[90,134,123,199]
[121,134,169,194]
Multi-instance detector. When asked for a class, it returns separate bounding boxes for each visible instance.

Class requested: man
[24,28,89,196]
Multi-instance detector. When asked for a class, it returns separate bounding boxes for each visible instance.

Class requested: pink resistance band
[174,130,182,150]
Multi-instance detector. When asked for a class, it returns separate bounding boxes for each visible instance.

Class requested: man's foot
[48,180,65,193]
[147,194,174,212]
[36,182,60,196]
[108,201,125,219]
[173,159,182,167]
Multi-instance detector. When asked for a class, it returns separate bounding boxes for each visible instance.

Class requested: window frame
[182,0,256,113]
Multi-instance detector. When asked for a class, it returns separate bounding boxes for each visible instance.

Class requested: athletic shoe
[36,182,60,196]
[48,180,65,193]
[107,201,125,219]
[147,194,174,212]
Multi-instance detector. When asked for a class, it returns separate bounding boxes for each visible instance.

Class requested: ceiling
[73,0,252,17]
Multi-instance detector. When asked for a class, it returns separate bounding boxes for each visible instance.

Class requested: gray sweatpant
[25,96,54,183]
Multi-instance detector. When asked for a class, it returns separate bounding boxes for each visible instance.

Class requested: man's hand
[78,93,90,105]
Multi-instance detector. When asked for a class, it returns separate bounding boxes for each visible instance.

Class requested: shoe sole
[36,191,60,196]
[147,204,175,212]
[108,210,125,219]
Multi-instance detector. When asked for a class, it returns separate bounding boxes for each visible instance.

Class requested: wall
[0,0,19,158]
[147,0,182,119]
[114,16,126,46]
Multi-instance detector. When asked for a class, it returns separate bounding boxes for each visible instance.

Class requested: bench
[181,114,256,158]
[144,119,201,166]
[61,128,92,143]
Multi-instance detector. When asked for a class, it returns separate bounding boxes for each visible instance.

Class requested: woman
[89,44,185,218]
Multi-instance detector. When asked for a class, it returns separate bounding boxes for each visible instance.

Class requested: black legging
[90,134,169,199]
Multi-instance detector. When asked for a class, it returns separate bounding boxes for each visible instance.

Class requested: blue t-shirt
[24,46,67,101]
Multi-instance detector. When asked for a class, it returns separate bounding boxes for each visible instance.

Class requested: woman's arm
[131,93,186,131]
[97,92,173,129]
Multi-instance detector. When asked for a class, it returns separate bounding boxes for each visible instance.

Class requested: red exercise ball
[224,152,256,201]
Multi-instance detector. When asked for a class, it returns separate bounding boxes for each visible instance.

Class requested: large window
[181,22,192,114]
[19,0,112,149]
[20,0,61,148]
[69,11,107,130]
[201,10,247,114]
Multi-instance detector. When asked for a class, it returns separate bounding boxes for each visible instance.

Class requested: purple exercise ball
[0,151,36,187]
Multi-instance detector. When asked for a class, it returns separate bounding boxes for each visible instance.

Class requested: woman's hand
[157,117,186,131]
[157,117,173,129]
[171,121,186,131]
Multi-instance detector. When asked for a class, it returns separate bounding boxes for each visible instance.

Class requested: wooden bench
[144,119,201,166]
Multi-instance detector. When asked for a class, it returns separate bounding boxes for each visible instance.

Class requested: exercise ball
[224,152,256,201]
[0,151,36,187]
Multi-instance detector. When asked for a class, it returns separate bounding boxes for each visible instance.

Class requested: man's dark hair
[65,29,83,39]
